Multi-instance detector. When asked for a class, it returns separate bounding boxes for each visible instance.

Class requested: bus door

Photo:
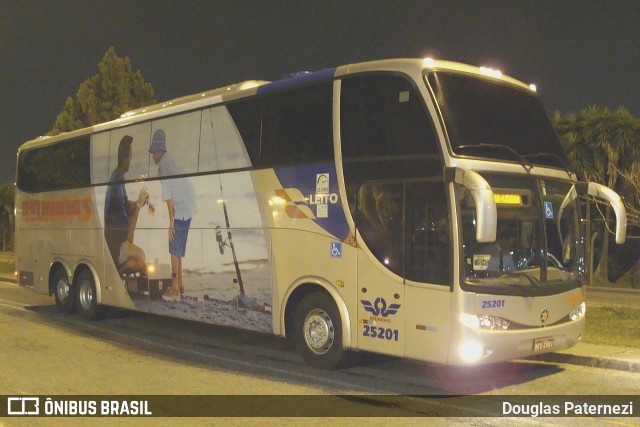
[355,182,405,357]
[402,180,452,364]
[355,179,453,361]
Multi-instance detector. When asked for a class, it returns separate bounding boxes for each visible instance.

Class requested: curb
[0,274,16,284]
[588,286,640,296]
[534,352,640,373]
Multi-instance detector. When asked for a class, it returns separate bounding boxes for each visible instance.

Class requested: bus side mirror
[585,182,627,244]
[454,169,497,243]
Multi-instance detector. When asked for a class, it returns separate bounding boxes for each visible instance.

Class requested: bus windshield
[427,72,567,169]
[460,174,584,295]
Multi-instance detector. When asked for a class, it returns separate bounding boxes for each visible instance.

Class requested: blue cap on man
[149,129,167,153]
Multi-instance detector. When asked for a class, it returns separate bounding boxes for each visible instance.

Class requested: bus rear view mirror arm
[453,168,497,243]
[580,182,627,244]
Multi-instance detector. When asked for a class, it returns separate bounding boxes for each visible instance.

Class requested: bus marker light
[569,302,586,321]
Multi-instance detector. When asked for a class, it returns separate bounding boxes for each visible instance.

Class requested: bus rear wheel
[291,291,348,369]
[52,269,76,314]
[75,270,107,320]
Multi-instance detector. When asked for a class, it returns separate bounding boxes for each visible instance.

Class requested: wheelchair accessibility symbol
[544,201,554,219]
[330,242,342,258]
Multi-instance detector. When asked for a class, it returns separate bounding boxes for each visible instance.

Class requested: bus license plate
[533,337,554,351]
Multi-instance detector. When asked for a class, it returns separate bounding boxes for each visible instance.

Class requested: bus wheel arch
[50,262,75,314]
[73,264,107,320]
[284,282,351,369]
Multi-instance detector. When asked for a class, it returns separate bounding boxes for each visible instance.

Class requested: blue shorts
[169,218,191,257]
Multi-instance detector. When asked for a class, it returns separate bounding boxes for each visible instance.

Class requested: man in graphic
[104,135,149,276]
[149,129,197,302]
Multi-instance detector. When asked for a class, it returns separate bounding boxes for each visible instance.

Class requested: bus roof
[19,58,535,151]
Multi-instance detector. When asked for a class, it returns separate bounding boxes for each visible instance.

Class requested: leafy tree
[552,106,640,283]
[0,182,13,211]
[50,47,156,135]
[0,182,14,251]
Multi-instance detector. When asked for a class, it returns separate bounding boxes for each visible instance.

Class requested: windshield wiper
[505,271,540,289]
[455,144,534,173]
[522,152,574,178]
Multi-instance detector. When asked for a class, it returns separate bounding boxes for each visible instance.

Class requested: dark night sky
[2,0,639,183]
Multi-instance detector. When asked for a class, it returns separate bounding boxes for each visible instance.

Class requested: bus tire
[291,291,348,369]
[52,268,76,314]
[75,270,107,320]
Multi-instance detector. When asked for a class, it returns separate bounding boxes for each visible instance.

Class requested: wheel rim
[56,279,70,302]
[303,308,335,355]
[78,280,93,311]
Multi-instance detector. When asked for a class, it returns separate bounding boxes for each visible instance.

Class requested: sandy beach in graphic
[129,262,273,333]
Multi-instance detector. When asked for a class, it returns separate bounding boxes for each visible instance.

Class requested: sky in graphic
[2,0,639,183]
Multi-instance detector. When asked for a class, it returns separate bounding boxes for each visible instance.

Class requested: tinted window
[18,137,90,192]
[261,83,334,166]
[227,99,262,166]
[356,179,451,285]
[341,74,439,162]
[405,181,451,284]
[199,106,252,172]
[341,74,442,212]
[427,72,566,168]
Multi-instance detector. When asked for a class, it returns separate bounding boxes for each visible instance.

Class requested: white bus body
[15,59,626,369]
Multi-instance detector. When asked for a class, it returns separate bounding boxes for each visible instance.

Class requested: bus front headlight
[459,313,510,330]
[569,302,586,321]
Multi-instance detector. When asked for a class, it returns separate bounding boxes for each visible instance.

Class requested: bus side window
[227,99,263,167]
[199,106,252,171]
[261,82,333,167]
[151,111,200,176]
[356,182,405,277]
[17,137,91,192]
[340,74,441,209]
[405,181,451,285]
[110,124,151,180]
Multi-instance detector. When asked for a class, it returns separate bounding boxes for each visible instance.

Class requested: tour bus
[15,58,626,369]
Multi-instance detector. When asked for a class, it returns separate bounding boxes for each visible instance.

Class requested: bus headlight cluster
[569,302,586,321]
[459,313,510,330]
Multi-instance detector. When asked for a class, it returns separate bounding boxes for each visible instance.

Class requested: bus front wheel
[52,269,76,314]
[75,270,107,320]
[291,291,348,369]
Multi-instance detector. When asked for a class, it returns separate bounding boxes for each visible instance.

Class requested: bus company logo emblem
[361,297,401,318]
[540,309,549,324]
[274,189,316,219]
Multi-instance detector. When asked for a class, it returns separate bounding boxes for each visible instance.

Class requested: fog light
[570,302,586,321]
[458,340,484,364]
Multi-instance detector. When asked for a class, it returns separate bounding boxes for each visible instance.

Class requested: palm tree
[554,106,640,283]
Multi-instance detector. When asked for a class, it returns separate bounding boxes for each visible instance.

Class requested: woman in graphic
[149,129,197,302]
[104,135,149,276]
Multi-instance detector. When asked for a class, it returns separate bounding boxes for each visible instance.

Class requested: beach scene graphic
[91,105,273,333]
[95,172,273,332]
